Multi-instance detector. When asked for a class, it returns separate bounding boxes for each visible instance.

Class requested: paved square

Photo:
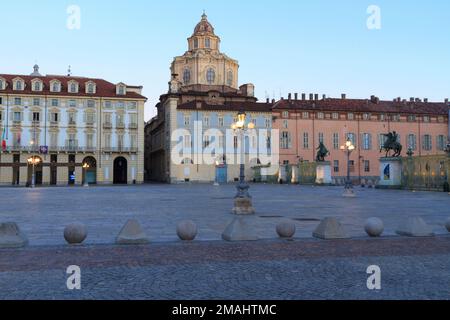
[0,184,449,246]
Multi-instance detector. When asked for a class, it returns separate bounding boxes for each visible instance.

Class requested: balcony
[128,123,138,130]
[12,120,22,127]
[85,121,95,128]
[103,122,112,129]
[49,121,59,128]
[116,122,125,129]
[68,121,77,127]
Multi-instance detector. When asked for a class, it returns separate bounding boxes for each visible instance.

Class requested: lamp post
[83,163,90,187]
[340,138,356,197]
[27,156,40,188]
[231,111,256,214]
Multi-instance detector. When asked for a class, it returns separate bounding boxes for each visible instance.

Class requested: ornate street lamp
[82,163,90,187]
[27,156,41,188]
[231,111,256,214]
[340,138,356,197]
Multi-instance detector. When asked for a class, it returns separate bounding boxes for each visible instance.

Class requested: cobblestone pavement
[0,184,449,246]
[0,237,449,300]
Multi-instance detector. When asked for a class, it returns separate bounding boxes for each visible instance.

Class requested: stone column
[42,166,51,186]
[378,157,402,189]
[291,166,299,184]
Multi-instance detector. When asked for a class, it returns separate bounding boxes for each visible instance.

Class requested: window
[183,115,190,126]
[392,114,400,122]
[117,134,124,149]
[50,133,58,148]
[86,134,94,149]
[51,99,59,107]
[283,120,288,129]
[105,101,112,108]
[0,97,2,105]
[203,116,209,127]
[333,160,339,173]
[116,114,124,127]
[70,83,77,93]
[347,133,356,145]
[86,113,95,125]
[302,112,309,119]
[265,118,271,128]
[50,112,59,123]
[318,132,324,144]
[407,134,417,150]
[0,79,3,90]
[87,83,95,94]
[52,82,60,92]
[194,38,199,49]
[87,100,95,108]
[203,135,210,148]
[303,132,309,149]
[349,160,355,173]
[363,113,371,120]
[183,69,191,84]
[347,113,354,120]
[104,113,112,125]
[32,112,40,122]
[130,134,137,149]
[333,133,339,150]
[33,82,41,91]
[104,134,111,148]
[205,38,211,48]
[362,133,372,150]
[68,100,76,108]
[281,132,291,149]
[15,81,23,90]
[282,111,289,118]
[0,111,2,121]
[13,112,21,122]
[218,116,224,127]
[438,116,444,123]
[118,86,125,95]
[317,112,324,119]
[379,114,386,121]
[332,113,339,120]
[33,98,40,106]
[437,135,446,151]
[14,98,21,105]
[129,114,137,126]
[227,71,233,87]
[206,68,215,84]
[68,112,76,124]
[364,160,370,173]
[408,115,416,122]
[378,134,387,149]
[423,116,430,123]
[423,135,432,151]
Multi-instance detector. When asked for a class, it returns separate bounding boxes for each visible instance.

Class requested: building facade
[145,14,274,183]
[0,66,146,186]
[273,94,449,181]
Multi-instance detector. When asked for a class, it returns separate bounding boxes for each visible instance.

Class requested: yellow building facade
[0,66,147,186]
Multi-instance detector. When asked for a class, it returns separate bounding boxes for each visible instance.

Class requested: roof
[273,98,449,116]
[0,74,146,100]
[178,100,273,113]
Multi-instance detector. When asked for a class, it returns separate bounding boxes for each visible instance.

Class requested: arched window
[15,81,22,90]
[70,83,77,93]
[183,69,191,84]
[87,83,95,94]
[34,82,41,91]
[205,38,211,48]
[227,71,233,86]
[52,82,60,92]
[194,38,199,49]
[0,79,3,90]
[206,68,215,84]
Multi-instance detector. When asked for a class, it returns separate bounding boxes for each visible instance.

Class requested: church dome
[193,13,215,35]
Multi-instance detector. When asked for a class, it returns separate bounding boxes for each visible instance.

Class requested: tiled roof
[0,74,146,100]
[273,98,449,116]
[178,101,273,112]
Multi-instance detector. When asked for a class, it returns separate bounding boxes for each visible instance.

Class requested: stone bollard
[0,222,28,248]
[64,223,88,245]
[313,217,349,240]
[365,218,384,237]
[367,179,374,189]
[177,220,198,241]
[116,219,149,245]
[276,222,296,239]
[396,217,434,237]
[361,179,366,188]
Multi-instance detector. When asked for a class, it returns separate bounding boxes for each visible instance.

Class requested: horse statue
[316,142,330,162]
[380,131,403,157]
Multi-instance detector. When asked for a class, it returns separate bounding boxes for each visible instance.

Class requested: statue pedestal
[378,157,402,189]
[232,198,255,215]
[316,162,332,185]
[291,166,299,184]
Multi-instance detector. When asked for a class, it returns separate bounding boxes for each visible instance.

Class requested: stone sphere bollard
[276,222,296,239]
[365,218,384,237]
[446,218,450,233]
[64,223,88,245]
[176,220,198,241]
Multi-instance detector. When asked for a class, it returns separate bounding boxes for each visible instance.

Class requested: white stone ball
[365,218,384,237]
[177,220,198,241]
[445,218,450,233]
[64,223,88,245]
[276,222,296,239]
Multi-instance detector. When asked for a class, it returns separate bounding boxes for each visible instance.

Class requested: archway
[82,156,97,185]
[114,157,128,184]
[27,156,43,186]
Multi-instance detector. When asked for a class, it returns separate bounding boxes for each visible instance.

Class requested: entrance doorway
[113,157,128,184]
[215,165,228,184]
[82,156,97,184]
[27,156,43,186]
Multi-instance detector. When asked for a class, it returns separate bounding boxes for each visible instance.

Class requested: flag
[1,127,6,151]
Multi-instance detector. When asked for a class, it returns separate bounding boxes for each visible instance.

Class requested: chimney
[397,97,401,102]
[309,93,314,100]
[266,98,270,103]
[415,98,421,103]
[272,99,276,104]
[294,93,298,100]
[341,93,346,100]
[424,98,428,103]
[322,94,326,100]
[445,98,449,104]
[302,93,306,100]
[288,93,292,101]
[410,97,414,102]
[314,94,319,101]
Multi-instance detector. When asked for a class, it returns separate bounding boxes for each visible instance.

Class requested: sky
[1,0,449,121]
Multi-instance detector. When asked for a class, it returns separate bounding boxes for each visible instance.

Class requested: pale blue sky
[1,0,449,120]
